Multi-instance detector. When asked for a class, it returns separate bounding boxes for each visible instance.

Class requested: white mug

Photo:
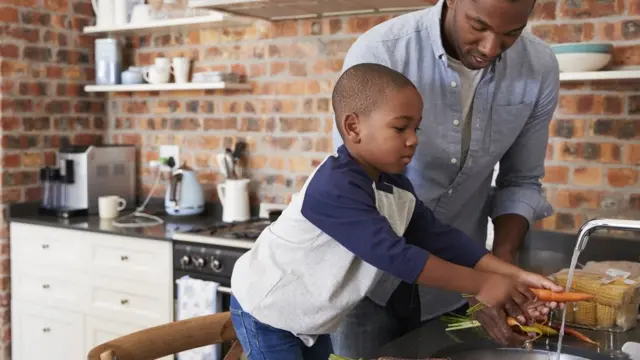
[99,195,126,219]
[171,57,190,83]
[154,57,171,69]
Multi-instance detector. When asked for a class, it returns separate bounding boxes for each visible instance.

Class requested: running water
[555,249,583,360]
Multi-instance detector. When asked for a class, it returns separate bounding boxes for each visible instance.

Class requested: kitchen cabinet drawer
[84,316,173,360]
[88,275,172,326]
[12,265,88,313]
[89,232,172,283]
[10,222,91,269]
[12,302,84,360]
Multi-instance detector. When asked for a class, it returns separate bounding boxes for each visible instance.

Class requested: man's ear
[342,112,362,144]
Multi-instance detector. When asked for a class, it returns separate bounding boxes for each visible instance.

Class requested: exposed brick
[542,166,569,184]
[345,15,392,34]
[44,0,69,11]
[607,168,638,187]
[0,45,20,59]
[20,11,50,26]
[596,20,640,41]
[626,144,640,164]
[0,117,20,131]
[6,27,40,43]
[559,0,625,18]
[557,142,621,163]
[555,189,601,209]
[630,95,640,114]
[550,118,585,138]
[531,23,594,43]
[2,154,21,168]
[612,46,640,66]
[558,94,624,115]
[23,46,53,62]
[0,7,19,23]
[572,167,603,186]
[530,0,557,20]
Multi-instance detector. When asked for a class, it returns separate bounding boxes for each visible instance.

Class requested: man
[330,0,560,357]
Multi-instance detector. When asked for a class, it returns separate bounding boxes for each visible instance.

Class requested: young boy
[229,63,562,360]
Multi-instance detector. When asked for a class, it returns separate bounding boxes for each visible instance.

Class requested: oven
[172,240,249,359]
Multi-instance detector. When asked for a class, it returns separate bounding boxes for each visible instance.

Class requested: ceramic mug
[99,195,126,219]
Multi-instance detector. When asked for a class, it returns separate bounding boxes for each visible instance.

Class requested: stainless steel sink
[429,340,630,360]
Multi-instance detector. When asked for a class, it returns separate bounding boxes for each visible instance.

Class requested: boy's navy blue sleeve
[300,163,429,284]
[400,178,490,268]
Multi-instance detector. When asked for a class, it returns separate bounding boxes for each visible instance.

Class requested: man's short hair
[332,63,417,139]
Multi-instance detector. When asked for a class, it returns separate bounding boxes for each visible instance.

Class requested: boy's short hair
[332,63,418,139]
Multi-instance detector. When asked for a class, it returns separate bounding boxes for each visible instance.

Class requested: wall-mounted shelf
[83,12,254,35]
[559,69,640,82]
[187,0,430,20]
[84,82,252,92]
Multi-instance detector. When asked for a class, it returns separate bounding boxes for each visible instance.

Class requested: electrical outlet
[159,145,180,168]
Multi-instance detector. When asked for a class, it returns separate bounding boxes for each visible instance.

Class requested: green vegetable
[328,355,365,360]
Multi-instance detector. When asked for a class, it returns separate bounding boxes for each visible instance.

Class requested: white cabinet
[10,222,174,360]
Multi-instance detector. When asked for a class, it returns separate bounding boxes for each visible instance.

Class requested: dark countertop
[375,229,640,359]
[7,201,253,241]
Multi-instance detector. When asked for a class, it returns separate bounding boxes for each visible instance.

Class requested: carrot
[506,316,520,327]
[561,327,599,346]
[530,288,594,302]
[506,317,558,336]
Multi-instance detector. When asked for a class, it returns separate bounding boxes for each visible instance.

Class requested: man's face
[446,0,533,70]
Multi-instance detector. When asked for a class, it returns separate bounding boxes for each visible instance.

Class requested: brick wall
[108,0,640,232]
[0,0,105,356]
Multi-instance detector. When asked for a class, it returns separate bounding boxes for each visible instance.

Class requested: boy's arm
[300,170,490,297]
[404,195,490,268]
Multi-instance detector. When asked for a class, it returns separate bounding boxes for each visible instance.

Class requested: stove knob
[180,255,191,267]
[192,255,205,268]
[211,259,223,272]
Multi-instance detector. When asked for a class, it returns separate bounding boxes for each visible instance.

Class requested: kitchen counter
[7,201,259,242]
[375,229,640,359]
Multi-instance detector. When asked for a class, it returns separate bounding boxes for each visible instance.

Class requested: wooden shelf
[187,0,431,20]
[84,82,252,92]
[83,13,254,35]
[559,70,640,82]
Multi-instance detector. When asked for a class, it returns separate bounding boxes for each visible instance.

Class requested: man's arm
[491,54,560,263]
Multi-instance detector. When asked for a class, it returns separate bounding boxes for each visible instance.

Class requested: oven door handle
[218,286,232,294]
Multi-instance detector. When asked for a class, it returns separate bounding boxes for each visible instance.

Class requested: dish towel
[176,275,222,360]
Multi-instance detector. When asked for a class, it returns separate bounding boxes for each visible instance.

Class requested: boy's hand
[475,272,518,308]
[513,270,564,320]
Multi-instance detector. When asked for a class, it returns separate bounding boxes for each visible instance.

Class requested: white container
[217,178,250,223]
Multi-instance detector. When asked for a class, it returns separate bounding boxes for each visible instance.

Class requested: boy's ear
[343,112,362,144]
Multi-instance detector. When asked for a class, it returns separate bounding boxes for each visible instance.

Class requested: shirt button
[453,119,460,126]
[451,158,457,164]
[450,81,457,88]
[448,189,453,195]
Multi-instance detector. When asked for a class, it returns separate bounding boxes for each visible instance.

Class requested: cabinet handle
[42,327,50,333]
[120,299,129,305]
[120,255,128,261]
[42,244,49,249]
[42,284,50,289]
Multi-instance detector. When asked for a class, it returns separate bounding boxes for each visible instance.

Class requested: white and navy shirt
[230,145,489,345]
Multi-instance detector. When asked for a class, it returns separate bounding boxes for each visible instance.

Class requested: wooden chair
[87,311,244,360]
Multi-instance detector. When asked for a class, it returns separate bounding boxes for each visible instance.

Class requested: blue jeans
[330,283,423,359]
[229,296,333,360]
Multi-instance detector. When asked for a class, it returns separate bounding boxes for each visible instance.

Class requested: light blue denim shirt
[332,0,560,320]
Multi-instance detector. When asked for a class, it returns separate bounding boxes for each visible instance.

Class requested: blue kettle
[165,162,205,216]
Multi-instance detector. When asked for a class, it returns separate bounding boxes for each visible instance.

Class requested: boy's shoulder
[303,146,416,201]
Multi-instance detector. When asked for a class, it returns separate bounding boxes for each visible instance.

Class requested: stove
[171,218,271,250]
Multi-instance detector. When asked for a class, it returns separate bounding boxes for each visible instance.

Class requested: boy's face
[349,86,423,176]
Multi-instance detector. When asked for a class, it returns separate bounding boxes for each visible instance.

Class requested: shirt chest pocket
[487,102,533,157]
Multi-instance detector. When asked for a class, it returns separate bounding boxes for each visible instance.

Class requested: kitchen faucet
[575,218,640,253]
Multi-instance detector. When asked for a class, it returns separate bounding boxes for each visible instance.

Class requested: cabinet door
[85,316,174,360]
[12,302,84,360]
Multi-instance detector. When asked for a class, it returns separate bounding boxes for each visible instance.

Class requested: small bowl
[554,53,612,72]
[551,42,613,72]
[551,42,613,54]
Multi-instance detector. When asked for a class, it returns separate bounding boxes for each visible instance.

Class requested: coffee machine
[40,144,137,218]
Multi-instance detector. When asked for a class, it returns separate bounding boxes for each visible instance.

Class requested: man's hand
[469,297,532,346]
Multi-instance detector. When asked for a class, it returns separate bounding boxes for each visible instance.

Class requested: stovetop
[171,218,271,249]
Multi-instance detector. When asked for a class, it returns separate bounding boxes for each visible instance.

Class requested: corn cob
[574,300,597,327]
[596,303,616,328]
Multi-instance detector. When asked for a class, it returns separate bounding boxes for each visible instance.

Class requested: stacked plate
[551,42,613,72]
